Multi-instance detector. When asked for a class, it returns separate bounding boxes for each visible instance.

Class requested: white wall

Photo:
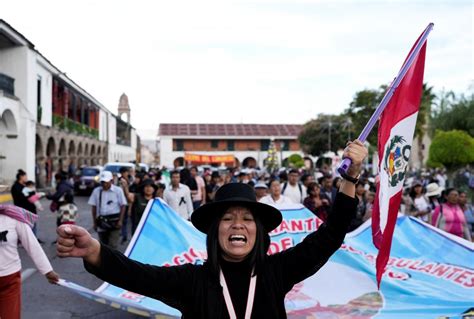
[140,145,155,165]
[99,109,108,141]
[0,96,24,185]
[108,114,116,144]
[0,46,38,180]
[131,128,137,149]
[159,136,173,167]
[108,143,136,163]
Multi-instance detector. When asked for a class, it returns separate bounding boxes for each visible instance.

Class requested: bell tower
[118,93,130,123]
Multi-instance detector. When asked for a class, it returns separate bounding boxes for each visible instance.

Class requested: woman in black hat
[130,179,158,234]
[56,140,367,318]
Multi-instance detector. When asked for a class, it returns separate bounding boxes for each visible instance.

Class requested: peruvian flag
[371,31,427,288]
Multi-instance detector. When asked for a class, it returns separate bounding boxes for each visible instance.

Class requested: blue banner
[60,198,474,318]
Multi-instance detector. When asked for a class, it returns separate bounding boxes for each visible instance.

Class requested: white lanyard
[220,269,257,319]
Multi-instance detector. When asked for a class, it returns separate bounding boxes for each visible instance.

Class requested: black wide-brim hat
[138,179,158,193]
[191,183,282,234]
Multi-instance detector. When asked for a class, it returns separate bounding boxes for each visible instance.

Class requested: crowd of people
[76,163,474,246]
[2,150,473,318]
[7,163,474,250]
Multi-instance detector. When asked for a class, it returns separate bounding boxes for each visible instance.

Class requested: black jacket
[85,192,357,318]
[46,180,73,203]
[11,181,37,214]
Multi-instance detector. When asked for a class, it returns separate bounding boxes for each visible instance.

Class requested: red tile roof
[159,124,302,137]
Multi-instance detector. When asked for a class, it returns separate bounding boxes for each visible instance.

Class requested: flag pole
[337,23,434,175]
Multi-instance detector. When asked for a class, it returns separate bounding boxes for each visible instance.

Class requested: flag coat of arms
[371,32,428,287]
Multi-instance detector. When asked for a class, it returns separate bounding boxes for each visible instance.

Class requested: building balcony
[0,73,14,96]
[52,114,99,139]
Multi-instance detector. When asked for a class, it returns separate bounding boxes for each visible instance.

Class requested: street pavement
[19,194,143,319]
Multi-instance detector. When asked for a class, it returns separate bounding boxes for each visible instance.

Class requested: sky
[2,0,472,140]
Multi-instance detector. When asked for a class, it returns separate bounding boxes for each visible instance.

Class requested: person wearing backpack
[280,169,306,204]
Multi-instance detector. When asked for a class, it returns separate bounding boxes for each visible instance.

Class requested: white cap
[254,182,268,189]
[99,171,113,182]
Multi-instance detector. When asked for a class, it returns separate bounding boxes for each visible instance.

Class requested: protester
[88,171,127,249]
[426,182,443,212]
[281,169,306,204]
[319,174,337,208]
[131,179,157,234]
[11,169,37,220]
[0,205,59,319]
[254,181,268,202]
[163,170,193,220]
[128,172,144,194]
[57,193,78,226]
[156,183,166,199]
[118,167,133,244]
[260,179,292,206]
[190,166,206,209]
[409,180,432,223]
[301,173,315,189]
[458,191,474,239]
[23,180,45,212]
[364,191,375,222]
[431,188,472,241]
[303,182,330,222]
[56,140,366,318]
[46,171,74,216]
[348,182,368,231]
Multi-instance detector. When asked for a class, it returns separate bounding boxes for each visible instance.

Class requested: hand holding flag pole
[337,23,434,176]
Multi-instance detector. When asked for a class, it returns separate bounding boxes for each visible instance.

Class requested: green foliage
[298,114,349,156]
[265,140,279,171]
[343,86,385,146]
[52,114,99,138]
[427,130,474,171]
[430,93,474,137]
[288,154,304,168]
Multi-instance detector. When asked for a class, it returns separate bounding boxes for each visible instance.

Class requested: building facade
[159,123,308,169]
[0,20,138,187]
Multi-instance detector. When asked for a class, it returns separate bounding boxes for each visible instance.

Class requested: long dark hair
[205,209,269,282]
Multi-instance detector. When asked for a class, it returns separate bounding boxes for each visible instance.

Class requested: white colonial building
[0,20,139,186]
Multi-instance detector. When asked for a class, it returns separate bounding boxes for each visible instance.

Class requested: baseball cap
[254,181,268,190]
[99,171,113,182]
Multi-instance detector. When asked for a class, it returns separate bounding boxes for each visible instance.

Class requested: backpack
[282,182,303,198]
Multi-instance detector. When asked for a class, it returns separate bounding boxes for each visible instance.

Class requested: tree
[430,92,474,137]
[427,130,474,173]
[298,114,347,156]
[414,84,436,167]
[288,154,305,168]
[343,87,385,147]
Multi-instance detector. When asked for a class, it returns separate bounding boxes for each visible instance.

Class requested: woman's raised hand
[56,225,101,266]
[343,139,368,177]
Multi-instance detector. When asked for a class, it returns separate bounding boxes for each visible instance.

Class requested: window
[36,76,42,107]
[211,140,219,148]
[281,140,289,151]
[176,140,184,151]
[227,140,235,151]
[37,76,42,122]
[261,140,270,151]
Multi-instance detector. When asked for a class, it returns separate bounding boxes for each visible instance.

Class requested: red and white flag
[371,33,427,288]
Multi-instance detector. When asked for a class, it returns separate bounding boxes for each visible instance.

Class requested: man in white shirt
[88,171,127,249]
[190,166,206,209]
[260,179,292,207]
[281,169,307,204]
[164,170,194,220]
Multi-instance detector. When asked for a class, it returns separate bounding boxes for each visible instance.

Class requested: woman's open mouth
[228,234,247,246]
